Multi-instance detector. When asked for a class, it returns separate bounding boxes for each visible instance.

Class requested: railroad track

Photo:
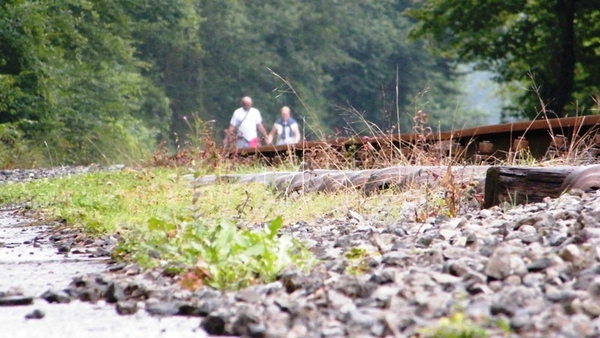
[230,115,600,168]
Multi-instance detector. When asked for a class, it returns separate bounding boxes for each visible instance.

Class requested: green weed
[0,168,325,290]
[418,312,488,338]
[0,164,481,289]
[344,247,377,275]
[118,216,314,290]
[0,169,190,233]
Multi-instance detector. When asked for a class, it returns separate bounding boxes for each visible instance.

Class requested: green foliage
[418,312,488,338]
[0,123,36,168]
[323,0,476,132]
[0,167,315,289]
[407,0,600,119]
[0,167,317,290]
[0,0,489,167]
[0,169,190,233]
[494,318,511,334]
[344,247,374,275]
[184,0,479,139]
[0,0,171,165]
[121,216,314,290]
[344,247,369,260]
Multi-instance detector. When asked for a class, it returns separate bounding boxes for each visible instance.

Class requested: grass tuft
[417,312,489,338]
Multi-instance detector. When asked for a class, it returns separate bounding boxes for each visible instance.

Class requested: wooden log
[483,165,600,208]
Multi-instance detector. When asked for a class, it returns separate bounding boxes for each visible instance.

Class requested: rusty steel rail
[230,115,600,167]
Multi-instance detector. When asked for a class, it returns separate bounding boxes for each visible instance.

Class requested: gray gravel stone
[527,257,552,272]
[560,244,582,262]
[381,250,410,267]
[0,295,34,306]
[201,313,227,335]
[415,234,435,248]
[24,309,45,319]
[5,166,600,337]
[234,287,262,303]
[562,313,594,338]
[145,302,180,316]
[510,309,530,330]
[485,246,512,280]
[369,269,395,285]
[116,301,138,315]
[40,289,71,304]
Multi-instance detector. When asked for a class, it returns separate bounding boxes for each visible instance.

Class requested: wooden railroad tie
[483,165,600,208]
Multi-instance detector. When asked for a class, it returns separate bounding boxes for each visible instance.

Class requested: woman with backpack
[268,106,301,146]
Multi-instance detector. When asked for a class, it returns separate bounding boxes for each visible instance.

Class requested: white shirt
[230,107,262,141]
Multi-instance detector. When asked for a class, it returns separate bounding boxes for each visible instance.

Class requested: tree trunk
[546,0,576,117]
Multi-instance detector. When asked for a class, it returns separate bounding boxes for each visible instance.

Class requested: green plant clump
[118,216,314,290]
[0,169,190,234]
[344,247,377,275]
[418,313,488,338]
[0,169,315,290]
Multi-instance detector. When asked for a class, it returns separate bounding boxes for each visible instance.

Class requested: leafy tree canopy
[0,0,173,164]
[192,0,486,137]
[407,0,600,119]
[0,0,490,166]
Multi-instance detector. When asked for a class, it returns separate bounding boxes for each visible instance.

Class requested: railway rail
[230,115,600,168]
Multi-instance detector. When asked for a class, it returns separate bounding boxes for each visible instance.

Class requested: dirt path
[0,211,207,338]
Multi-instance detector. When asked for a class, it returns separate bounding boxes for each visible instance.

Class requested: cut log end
[483,165,600,208]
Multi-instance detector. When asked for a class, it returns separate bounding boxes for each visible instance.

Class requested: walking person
[267,106,301,145]
[226,96,270,148]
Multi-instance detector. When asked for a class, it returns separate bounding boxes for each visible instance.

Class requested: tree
[0,0,185,164]
[123,0,203,141]
[407,0,600,119]
[0,0,492,168]
[191,0,483,139]
[191,0,349,139]
[324,0,478,133]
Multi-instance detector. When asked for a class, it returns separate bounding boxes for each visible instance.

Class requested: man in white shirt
[267,106,301,145]
[227,96,270,148]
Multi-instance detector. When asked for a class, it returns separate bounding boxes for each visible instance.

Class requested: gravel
[0,165,207,337]
[2,165,600,337]
[0,164,125,184]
